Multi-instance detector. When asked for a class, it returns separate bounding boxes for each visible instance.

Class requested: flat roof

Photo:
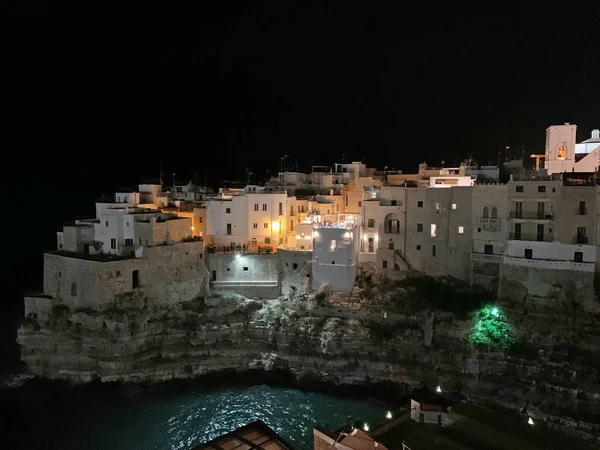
[191,420,295,450]
[48,251,131,262]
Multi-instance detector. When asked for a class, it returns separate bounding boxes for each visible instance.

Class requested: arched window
[384,213,400,234]
[264,237,271,244]
[483,207,489,218]
[491,207,497,219]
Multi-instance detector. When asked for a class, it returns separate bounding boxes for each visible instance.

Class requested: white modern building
[311,213,360,292]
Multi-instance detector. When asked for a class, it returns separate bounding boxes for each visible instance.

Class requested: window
[452,203,457,210]
[491,207,497,219]
[253,223,258,229]
[290,220,294,231]
[126,221,130,227]
[524,248,533,259]
[293,263,298,270]
[484,244,493,254]
[132,270,139,289]
[416,245,421,250]
[435,202,441,213]
[579,201,586,215]
[226,223,232,235]
[226,208,231,214]
[111,238,116,249]
[417,200,424,208]
[243,267,249,271]
[430,224,437,237]
[71,282,77,296]
[263,204,267,211]
[483,207,489,218]
[391,200,397,206]
[432,245,437,256]
[199,217,203,223]
[417,223,423,233]
[124,238,133,246]
[264,223,268,228]
[105,221,109,227]
[329,240,337,251]
[358,201,362,208]
[124,197,128,202]
[538,185,546,193]
[382,260,388,269]
[254,203,259,211]
[516,185,523,192]
[388,242,394,250]
[279,202,283,215]
[574,251,583,262]
[458,226,464,234]
[368,219,375,228]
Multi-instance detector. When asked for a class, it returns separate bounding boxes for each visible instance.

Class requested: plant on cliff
[469,305,517,350]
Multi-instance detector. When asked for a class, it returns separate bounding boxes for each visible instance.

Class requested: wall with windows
[206,196,247,246]
[312,226,359,292]
[36,240,208,310]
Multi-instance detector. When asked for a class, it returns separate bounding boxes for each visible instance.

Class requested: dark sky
[6,1,600,288]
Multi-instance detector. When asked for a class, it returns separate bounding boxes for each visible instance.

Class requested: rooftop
[48,251,131,262]
[191,420,295,450]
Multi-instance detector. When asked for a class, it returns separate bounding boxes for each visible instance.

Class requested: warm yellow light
[191,226,194,230]
[271,221,280,232]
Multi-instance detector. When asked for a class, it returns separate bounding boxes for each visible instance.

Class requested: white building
[545,124,600,174]
[205,186,288,249]
[311,213,360,292]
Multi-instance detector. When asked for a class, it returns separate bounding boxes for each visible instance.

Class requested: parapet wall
[38,240,209,311]
[277,249,313,298]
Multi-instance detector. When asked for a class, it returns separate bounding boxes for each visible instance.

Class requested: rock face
[17,275,600,443]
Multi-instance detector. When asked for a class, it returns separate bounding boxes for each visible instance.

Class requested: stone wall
[277,249,313,298]
[39,240,209,310]
[501,263,598,311]
[206,254,278,284]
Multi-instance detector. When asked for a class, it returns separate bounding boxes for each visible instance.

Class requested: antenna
[159,160,164,186]
[172,172,176,187]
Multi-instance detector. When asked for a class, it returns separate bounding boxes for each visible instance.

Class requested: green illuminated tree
[469,305,517,350]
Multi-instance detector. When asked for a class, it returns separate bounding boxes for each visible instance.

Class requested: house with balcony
[471,183,508,293]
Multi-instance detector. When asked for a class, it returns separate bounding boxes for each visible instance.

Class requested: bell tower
[544,123,577,175]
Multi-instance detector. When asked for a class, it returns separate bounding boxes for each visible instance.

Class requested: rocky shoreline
[16,275,600,444]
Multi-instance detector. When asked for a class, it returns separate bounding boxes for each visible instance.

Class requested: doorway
[132,270,139,289]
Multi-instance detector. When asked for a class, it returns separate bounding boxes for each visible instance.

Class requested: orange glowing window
[557,144,567,160]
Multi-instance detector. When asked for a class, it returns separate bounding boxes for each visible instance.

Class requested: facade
[311,213,360,292]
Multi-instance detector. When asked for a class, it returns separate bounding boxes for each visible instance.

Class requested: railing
[509,211,553,219]
[575,236,589,244]
[509,233,553,242]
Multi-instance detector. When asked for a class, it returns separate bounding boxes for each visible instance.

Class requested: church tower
[544,123,577,175]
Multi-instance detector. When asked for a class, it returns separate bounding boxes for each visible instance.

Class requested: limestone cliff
[17,274,600,444]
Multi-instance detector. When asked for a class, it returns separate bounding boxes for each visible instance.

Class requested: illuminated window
[557,144,566,160]
[458,226,464,234]
[430,224,437,237]
[435,202,441,213]
[452,203,457,210]
[330,240,337,252]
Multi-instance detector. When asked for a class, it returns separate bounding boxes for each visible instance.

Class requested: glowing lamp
[492,307,499,317]
[235,253,241,259]
[271,221,280,232]
[528,417,534,425]
[436,385,442,393]
[363,423,369,432]
[386,411,392,420]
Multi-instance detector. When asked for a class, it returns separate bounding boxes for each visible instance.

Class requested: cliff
[17,274,600,444]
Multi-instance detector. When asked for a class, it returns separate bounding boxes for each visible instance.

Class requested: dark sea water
[1,379,392,450]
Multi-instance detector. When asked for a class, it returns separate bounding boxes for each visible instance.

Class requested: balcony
[509,233,553,242]
[479,217,501,231]
[509,212,553,220]
[470,252,502,263]
[575,236,589,244]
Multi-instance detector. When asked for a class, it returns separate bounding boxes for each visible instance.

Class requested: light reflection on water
[8,383,392,450]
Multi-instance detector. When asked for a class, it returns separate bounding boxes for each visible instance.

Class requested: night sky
[5,2,600,292]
